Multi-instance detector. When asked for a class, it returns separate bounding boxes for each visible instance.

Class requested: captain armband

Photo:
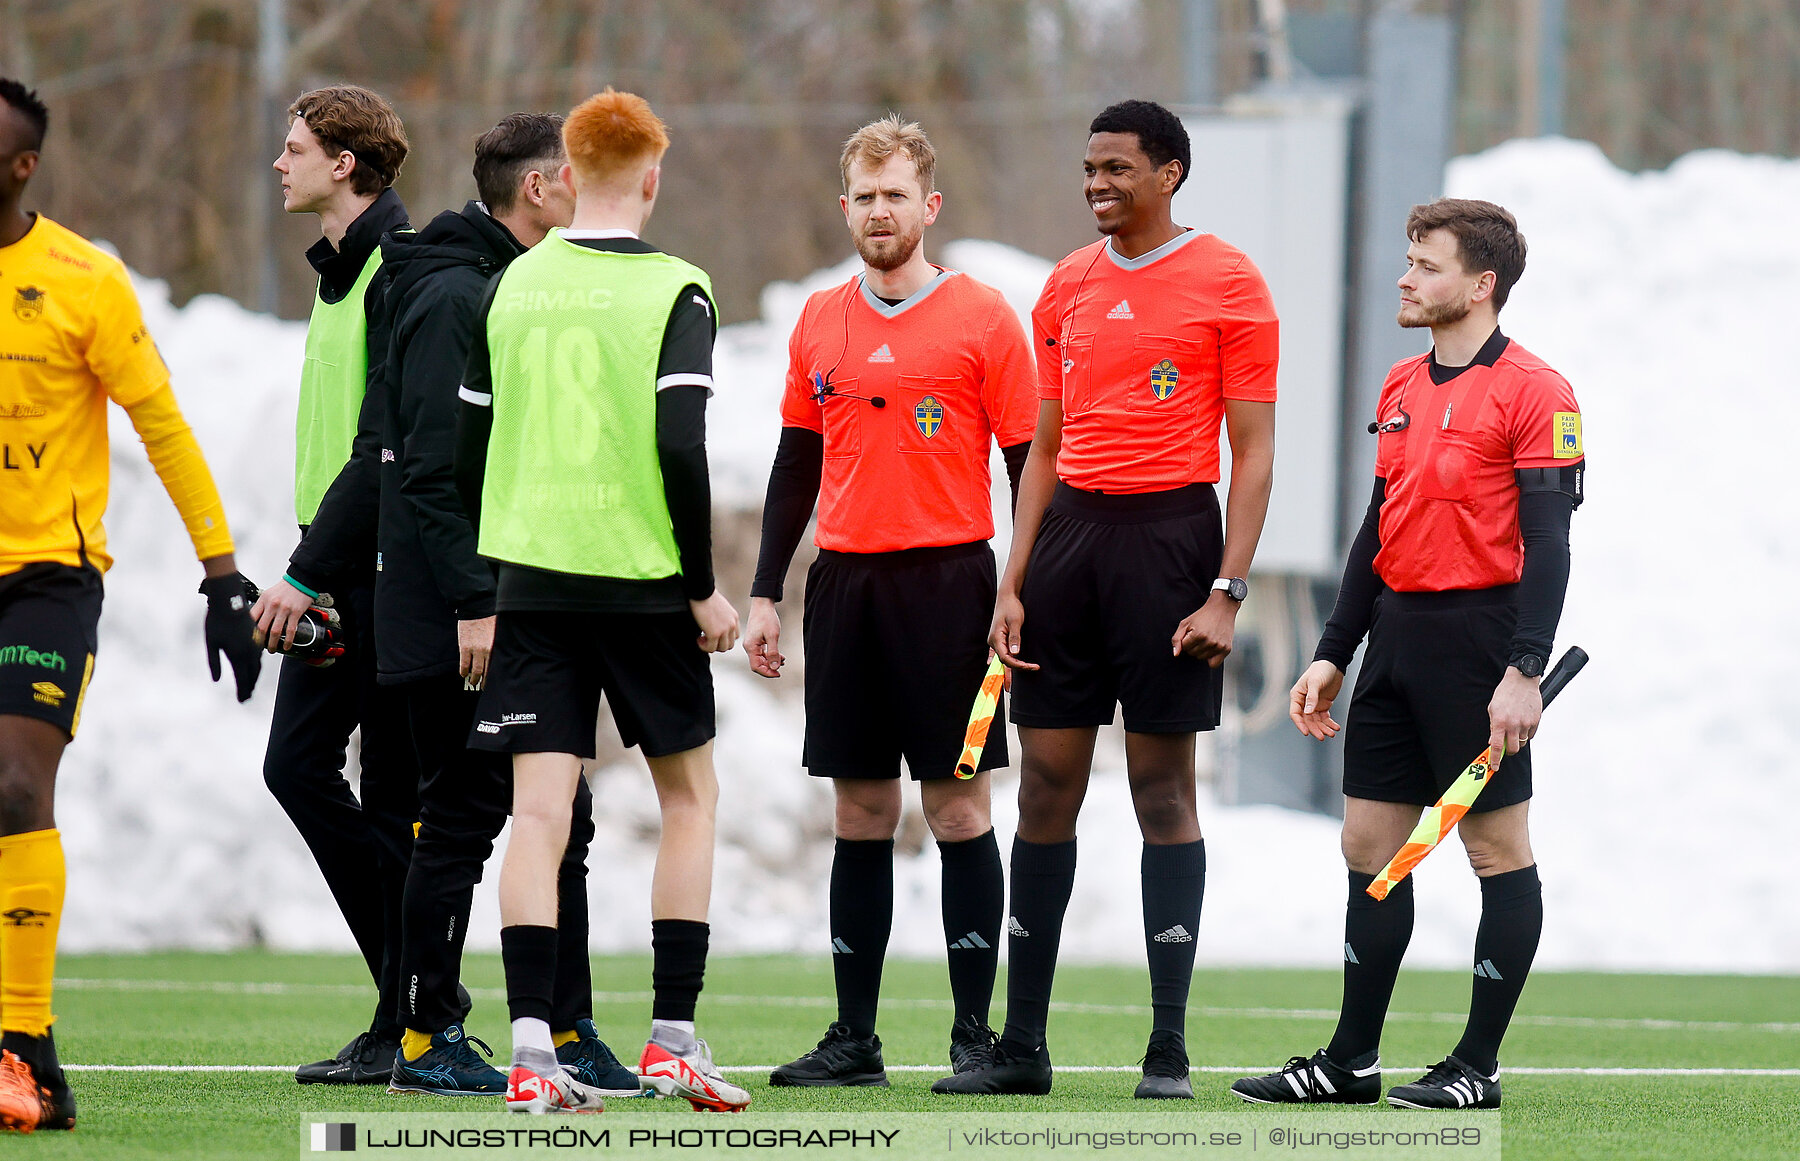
[1517,464,1583,509]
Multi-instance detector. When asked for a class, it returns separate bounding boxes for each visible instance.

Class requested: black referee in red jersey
[1233,199,1583,1111]
[945,100,1279,1100]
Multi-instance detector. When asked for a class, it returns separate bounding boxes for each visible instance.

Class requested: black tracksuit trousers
[397,673,596,1034]
[262,577,419,1037]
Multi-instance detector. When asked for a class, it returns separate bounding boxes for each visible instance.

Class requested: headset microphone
[1367,421,1379,434]
[811,371,885,409]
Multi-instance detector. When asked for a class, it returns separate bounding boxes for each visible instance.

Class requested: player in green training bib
[454,88,749,1116]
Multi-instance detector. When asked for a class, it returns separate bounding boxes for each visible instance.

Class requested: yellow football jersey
[0,215,176,573]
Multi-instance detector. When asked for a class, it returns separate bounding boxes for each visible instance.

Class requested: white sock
[651,1019,696,1054]
[512,1016,555,1064]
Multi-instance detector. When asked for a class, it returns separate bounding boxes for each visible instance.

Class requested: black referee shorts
[469,609,714,760]
[1010,482,1224,734]
[1342,585,1532,812]
[0,563,102,739]
[802,541,1006,780]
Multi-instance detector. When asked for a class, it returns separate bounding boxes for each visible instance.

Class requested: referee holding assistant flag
[1232,198,1583,1111]
[745,115,1036,1091]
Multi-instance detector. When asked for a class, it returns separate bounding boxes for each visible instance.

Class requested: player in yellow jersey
[0,78,262,1133]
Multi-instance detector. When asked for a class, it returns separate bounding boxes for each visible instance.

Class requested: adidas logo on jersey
[1006,917,1029,938]
[1153,924,1193,944]
[867,344,895,363]
[949,932,991,950]
[1106,299,1134,320]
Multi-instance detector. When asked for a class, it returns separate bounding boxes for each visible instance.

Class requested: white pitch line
[61,1064,1800,1077]
[57,978,1800,1035]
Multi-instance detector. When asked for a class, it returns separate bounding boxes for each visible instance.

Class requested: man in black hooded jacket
[317,113,640,1098]
[379,113,644,1099]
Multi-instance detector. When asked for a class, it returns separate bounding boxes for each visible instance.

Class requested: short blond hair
[563,87,668,190]
[839,114,935,195]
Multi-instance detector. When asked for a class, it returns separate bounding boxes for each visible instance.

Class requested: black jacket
[364,202,523,680]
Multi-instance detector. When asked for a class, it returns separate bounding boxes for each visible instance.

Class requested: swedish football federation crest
[13,285,45,322]
[914,394,944,438]
[1149,358,1178,400]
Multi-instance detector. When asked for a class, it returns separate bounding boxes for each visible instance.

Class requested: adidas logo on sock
[1106,299,1134,320]
[1006,917,1029,938]
[1344,942,1361,964]
[867,344,895,363]
[949,932,991,950]
[1473,958,1504,980]
[1153,924,1193,944]
[831,937,854,954]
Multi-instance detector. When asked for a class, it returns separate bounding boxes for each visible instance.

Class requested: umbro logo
[1006,917,1029,938]
[867,344,895,363]
[831,937,854,954]
[1473,958,1504,980]
[949,931,991,950]
[1106,299,1134,320]
[1153,924,1193,944]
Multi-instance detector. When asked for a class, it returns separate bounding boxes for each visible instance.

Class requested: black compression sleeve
[1313,478,1387,671]
[750,426,823,602]
[657,384,715,601]
[1001,440,1031,513]
[452,277,499,532]
[1508,489,1574,665]
[453,400,491,534]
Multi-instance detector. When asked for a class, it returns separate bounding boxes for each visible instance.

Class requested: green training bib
[294,251,382,524]
[477,233,711,581]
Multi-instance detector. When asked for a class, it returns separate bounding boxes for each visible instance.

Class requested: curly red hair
[563,88,668,191]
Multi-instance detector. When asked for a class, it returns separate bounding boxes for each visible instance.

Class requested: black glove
[199,572,263,702]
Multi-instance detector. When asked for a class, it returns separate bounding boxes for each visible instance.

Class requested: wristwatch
[1510,653,1546,678]
[1211,577,1249,603]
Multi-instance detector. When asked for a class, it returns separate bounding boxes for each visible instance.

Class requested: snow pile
[58,143,1800,972]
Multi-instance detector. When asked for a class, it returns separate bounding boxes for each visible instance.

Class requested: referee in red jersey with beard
[1233,198,1582,1111]
[745,115,1037,1091]
[941,99,1279,1100]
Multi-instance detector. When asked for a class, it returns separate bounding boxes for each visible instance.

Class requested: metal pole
[254,0,287,315]
[1184,0,1219,106]
[1539,0,1566,136]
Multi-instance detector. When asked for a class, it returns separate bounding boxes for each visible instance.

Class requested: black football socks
[999,837,1077,1053]
[1141,840,1206,1037]
[939,829,1004,1025]
[1326,871,1415,1065]
[501,924,558,1024]
[650,918,710,1024]
[829,838,894,1037]
[1452,865,1543,1074]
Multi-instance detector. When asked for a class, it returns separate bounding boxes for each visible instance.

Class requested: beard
[1398,294,1472,329]
[855,224,922,272]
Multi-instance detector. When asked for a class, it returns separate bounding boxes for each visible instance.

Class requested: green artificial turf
[14,952,1797,1159]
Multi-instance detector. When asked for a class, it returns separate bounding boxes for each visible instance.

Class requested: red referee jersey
[1031,230,1279,493]
[1373,335,1584,592]
[781,269,1038,553]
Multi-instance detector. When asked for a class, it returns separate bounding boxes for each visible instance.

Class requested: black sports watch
[1211,577,1249,603]
[1510,653,1546,678]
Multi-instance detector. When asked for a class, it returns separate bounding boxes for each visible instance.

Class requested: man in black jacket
[375,114,640,1098]
[254,85,420,1084]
